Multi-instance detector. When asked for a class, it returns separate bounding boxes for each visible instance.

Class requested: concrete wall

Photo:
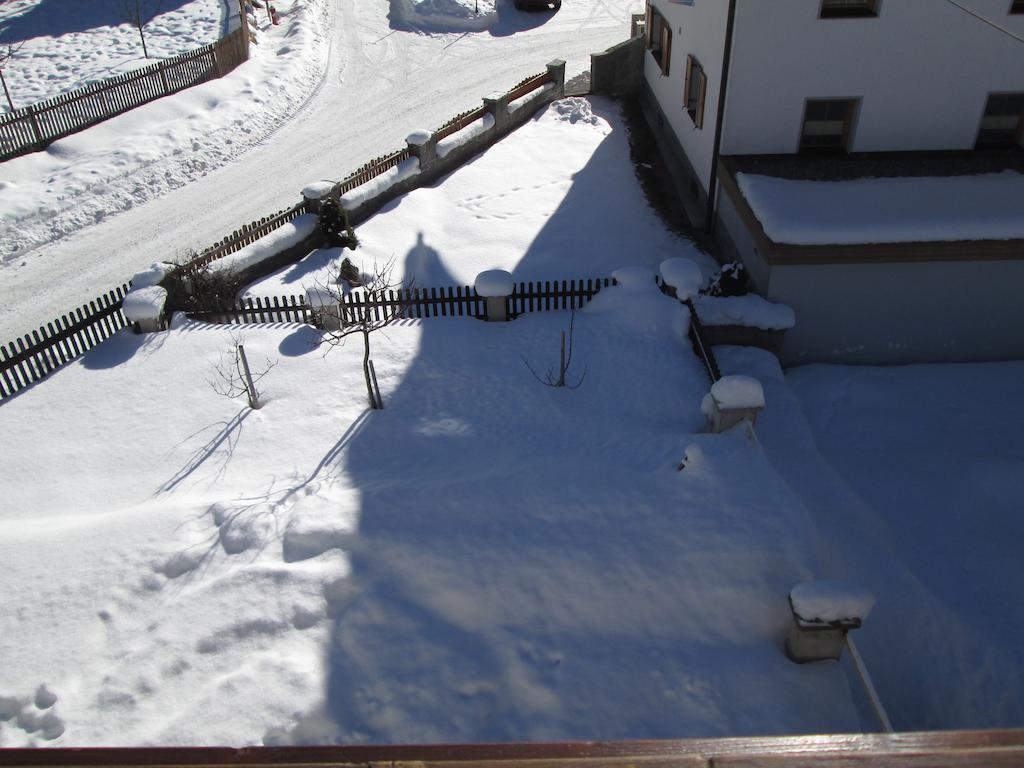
[715,187,770,292]
[591,36,645,98]
[770,258,1024,365]
[642,0,731,193]
[722,0,1024,155]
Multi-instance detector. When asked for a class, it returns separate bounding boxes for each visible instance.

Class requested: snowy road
[0,0,638,340]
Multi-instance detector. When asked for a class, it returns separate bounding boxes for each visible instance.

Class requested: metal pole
[237,344,259,409]
[846,635,894,733]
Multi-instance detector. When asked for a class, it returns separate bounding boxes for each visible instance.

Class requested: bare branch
[521,308,586,389]
[209,330,277,409]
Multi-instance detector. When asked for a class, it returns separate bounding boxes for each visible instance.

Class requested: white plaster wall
[643,0,731,190]
[723,0,1024,155]
[769,259,1024,365]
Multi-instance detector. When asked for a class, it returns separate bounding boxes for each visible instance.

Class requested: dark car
[514,0,560,10]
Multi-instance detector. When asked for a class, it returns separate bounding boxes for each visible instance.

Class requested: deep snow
[723,347,1024,731]
[735,171,1024,245]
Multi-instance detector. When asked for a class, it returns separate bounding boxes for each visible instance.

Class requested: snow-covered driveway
[0,0,638,340]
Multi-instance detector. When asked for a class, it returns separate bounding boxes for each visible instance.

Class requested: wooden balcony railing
[3,730,1024,768]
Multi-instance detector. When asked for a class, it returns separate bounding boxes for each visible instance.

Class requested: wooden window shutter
[684,54,693,109]
[661,25,672,76]
[696,69,707,128]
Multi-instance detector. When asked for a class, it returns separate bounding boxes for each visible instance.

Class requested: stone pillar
[306,286,343,331]
[301,181,337,214]
[785,581,874,663]
[702,375,764,433]
[547,59,567,99]
[475,269,515,322]
[406,129,437,174]
[483,91,510,134]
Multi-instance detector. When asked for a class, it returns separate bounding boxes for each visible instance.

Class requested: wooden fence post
[25,105,45,150]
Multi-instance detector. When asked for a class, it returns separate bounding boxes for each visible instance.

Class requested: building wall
[722,0,1024,155]
[715,188,772,291]
[642,0,731,192]
[769,259,1024,365]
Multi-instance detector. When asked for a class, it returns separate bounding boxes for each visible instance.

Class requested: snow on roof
[736,171,1024,246]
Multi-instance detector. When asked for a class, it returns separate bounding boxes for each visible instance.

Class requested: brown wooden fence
[3,730,1024,768]
[338,148,412,194]
[435,105,490,141]
[187,294,314,325]
[506,69,553,103]
[0,284,131,400]
[0,26,249,162]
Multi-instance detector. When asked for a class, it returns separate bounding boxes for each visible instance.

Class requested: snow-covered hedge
[122,286,168,327]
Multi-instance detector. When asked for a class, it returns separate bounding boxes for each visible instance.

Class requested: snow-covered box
[785,580,875,663]
[701,375,765,433]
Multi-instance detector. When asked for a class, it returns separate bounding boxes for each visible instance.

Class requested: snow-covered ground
[0,0,227,109]
[727,349,1024,730]
[735,171,1024,245]
[0,0,641,341]
[0,103,868,743]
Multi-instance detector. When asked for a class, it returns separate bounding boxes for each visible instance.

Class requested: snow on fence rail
[0,24,249,162]
[435,105,490,142]
[177,203,309,277]
[0,284,131,400]
[338,148,413,194]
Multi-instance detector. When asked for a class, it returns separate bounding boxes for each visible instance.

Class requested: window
[799,98,859,153]
[683,55,707,129]
[976,92,1024,148]
[1011,0,1024,13]
[645,2,672,76]
[819,0,880,18]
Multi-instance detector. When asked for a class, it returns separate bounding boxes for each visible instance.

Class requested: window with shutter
[684,54,706,128]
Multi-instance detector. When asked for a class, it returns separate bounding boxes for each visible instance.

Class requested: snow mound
[611,266,658,291]
[553,97,599,125]
[302,181,336,200]
[122,286,167,324]
[695,295,796,330]
[790,581,875,624]
[659,258,704,300]
[130,262,175,289]
[474,269,514,297]
[406,130,433,146]
[710,375,765,410]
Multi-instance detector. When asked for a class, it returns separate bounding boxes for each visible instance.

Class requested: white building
[635,0,1024,364]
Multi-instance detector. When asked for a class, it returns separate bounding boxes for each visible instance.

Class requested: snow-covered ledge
[785,581,875,663]
[701,375,764,433]
[475,269,514,322]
